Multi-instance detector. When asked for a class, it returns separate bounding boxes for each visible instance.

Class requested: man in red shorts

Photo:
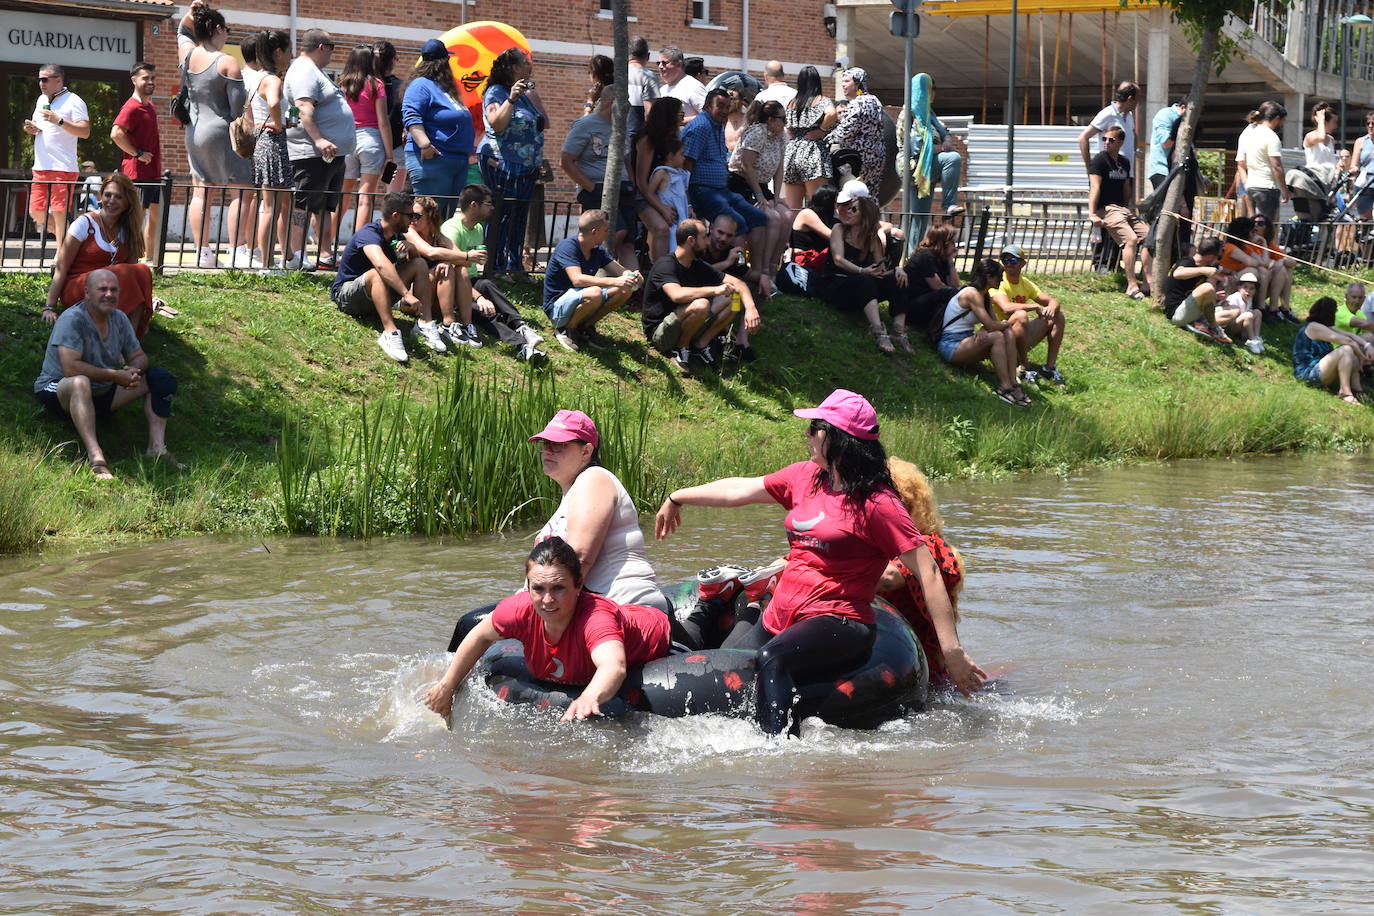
[22,64,91,259]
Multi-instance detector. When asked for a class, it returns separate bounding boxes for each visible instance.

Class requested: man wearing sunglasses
[331,191,447,362]
[657,46,706,120]
[989,244,1066,386]
[1089,125,1153,301]
[23,65,91,259]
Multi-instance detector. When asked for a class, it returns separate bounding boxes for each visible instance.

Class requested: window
[691,0,711,24]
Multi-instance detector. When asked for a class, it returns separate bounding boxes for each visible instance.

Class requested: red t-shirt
[114,96,161,182]
[489,590,670,685]
[762,461,925,633]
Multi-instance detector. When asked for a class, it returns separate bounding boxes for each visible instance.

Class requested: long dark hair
[373,40,397,77]
[1224,216,1255,247]
[526,536,584,586]
[410,57,457,95]
[808,185,838,225]
[339,46,376,101]
[793,65,822,112]
[489,47,526,90]
[633,95,684,154]
[970,257,1003,291]
[1307,295,1338,326]
[253,30,291,77]
[810,420,895,513]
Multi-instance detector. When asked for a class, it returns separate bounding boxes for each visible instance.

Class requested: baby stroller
[1281,163,1374,266]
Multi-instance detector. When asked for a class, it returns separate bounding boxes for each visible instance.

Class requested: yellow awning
[923,0,1158,17]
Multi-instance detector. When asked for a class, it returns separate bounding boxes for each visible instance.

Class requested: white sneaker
[519,342,547,364]
[282,251,314,272]
[230,244,252,268]
[415,321,448,353]
[196,248,223,269]
[463,323,484,348]
[377,329,409,362]
[554,328,579,352]
[520,324,543,348]
[1245,337,1265,355]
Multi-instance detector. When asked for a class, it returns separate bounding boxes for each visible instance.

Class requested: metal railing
[0,174,587,275]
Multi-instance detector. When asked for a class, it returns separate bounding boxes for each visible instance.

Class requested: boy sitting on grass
[541,208,643,353]
[1217,270,1266,354]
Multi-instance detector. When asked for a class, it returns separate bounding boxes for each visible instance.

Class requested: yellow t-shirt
[994,275,1042,321]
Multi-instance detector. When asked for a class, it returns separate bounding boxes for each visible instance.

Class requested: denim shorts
[345,128,387,179]
[937,327,973,362]
[547,285,606,329]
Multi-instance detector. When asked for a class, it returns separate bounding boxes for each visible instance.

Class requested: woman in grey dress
[179,1,254,269]
[782,66,836,213]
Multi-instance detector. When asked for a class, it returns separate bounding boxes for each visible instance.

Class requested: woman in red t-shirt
[655,389,987,735]
[424,537,671,722]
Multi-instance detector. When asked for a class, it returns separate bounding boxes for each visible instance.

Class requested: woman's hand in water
[423,681,457,716]
[942,646,988,697]
[562,694,602,722]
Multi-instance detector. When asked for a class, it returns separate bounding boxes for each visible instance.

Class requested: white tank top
[246,68,272,125]
[941,286,978,335]
[1305,137,1337,176]
[536,466,668,611]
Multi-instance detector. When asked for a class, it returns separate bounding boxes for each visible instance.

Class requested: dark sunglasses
[1104,135,1124,142]
[1000,256,1021,265]
[37,75,55,82]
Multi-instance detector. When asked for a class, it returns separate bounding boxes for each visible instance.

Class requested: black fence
[5,173,1372,278]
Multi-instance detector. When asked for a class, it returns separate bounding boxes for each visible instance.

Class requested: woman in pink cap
[530,409,668,612]
[424,537,671,721]
[655,389,986,735]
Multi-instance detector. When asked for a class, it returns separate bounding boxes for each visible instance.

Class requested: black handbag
[171,50,192,126]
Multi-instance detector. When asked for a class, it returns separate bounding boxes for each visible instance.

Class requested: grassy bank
[3,266,1373,552]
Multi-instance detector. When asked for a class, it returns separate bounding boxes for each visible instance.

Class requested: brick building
[2,0,838,194]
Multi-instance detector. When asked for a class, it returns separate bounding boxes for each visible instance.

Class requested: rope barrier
[1160,209,1372,287]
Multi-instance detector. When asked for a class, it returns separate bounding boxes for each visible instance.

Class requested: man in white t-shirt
[1237,100,1289,223]
[753,61,796,107]
[22,64,91,256]
[1078,81,1139,172]
[657,45,707,121]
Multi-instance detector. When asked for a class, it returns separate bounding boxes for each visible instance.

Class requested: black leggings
[725,611,877,736]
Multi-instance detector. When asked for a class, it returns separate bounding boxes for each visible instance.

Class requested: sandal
[994,386,1023,407]
[88,459,115,481]
[871,327,895,354]
[1126,289,1147,301]
[1339,393,1361,405]
[1012,386,1033,407]
[890,328,913,353]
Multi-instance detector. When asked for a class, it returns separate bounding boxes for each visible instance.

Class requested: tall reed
[277,361,663,538]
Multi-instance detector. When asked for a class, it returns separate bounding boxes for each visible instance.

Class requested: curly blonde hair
[887,457,942,535]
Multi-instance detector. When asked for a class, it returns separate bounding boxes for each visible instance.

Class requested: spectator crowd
[23,3,1374,479]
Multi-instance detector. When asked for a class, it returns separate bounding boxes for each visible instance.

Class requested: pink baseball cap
[793,389,880,440]
[528,409,600,448]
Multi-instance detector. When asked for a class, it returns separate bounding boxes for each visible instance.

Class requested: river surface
[2,455,1372,914]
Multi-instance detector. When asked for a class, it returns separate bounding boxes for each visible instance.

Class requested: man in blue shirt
[542,208,642,352]
[1148,101,1186,191]
[681,88,769,290]
[332,191,447,362]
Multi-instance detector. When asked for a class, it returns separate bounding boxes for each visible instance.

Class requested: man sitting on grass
[542,208,643,353]
[33,268,180,481]
[989,243,1066,386]
[1338,282,1374,356]
[643,218,760,373]
[331,191,447,364]
[1164,238,1230,344]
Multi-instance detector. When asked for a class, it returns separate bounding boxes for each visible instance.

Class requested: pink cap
[528,409,600,448]
[793,389,880,440]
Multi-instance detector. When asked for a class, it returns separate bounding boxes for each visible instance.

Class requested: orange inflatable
[430,21,532,141]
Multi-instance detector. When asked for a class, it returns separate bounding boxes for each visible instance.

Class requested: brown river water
[2,455,1372,913]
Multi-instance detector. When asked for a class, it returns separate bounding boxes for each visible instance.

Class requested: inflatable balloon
[429,21,532,142]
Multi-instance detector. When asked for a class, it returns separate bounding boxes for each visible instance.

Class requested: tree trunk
[601,0,631,251]
[1151,27,1219,309]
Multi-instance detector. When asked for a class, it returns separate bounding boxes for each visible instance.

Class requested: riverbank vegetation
[3,267,1373,551]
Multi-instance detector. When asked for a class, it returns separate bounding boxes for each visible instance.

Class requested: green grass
[3,265,1374,552]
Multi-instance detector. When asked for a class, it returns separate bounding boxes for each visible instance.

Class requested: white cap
[836,179,871,204]
[1238,270,1259,284]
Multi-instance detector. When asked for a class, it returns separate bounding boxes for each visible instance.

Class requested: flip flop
[1339,393,1360,405]
[88,459,115,481]
[1126,289,1147,301]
